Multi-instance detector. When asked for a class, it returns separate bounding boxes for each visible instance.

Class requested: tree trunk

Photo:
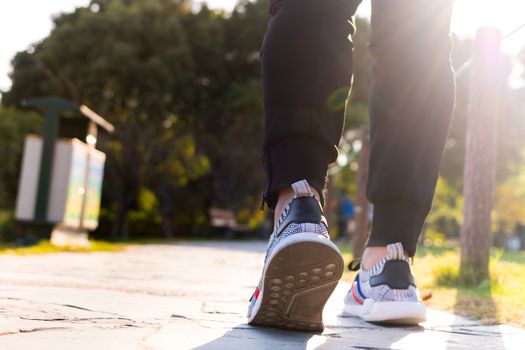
[112,187,137,241]
[157,190,174,240]
[460,28,505,285]
[160,210,173,240]
[352,126,370,259]
[112,196,129,241]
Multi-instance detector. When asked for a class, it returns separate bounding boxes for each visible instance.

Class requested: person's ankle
[273,185,320,230]
[361,245,411,270]
[274,188,294,229]
[361,246,388,270]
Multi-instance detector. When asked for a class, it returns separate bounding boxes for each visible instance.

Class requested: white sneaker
[343,242,426,324]
[247,180,344,332]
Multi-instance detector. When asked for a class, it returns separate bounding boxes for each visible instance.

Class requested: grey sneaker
[247,180,344,332]
[343,242,426,324]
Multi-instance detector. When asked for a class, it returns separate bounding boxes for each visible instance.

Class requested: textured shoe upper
[265,180,329,262]
[369,260,416,289]
[275,196,327,237]
[345,242,420,305]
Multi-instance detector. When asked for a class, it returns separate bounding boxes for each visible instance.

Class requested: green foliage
[126,188,161,236]
[345,102,369,128]
[0,210,15,243]
[425,177,463,239]
[432,256,460,287]
[0,106,42,208]
[493,160,525,233]
[432,249,505,289]
[184,0,267,216]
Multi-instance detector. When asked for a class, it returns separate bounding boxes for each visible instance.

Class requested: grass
[0,240,126,255]
[339,244,525,327]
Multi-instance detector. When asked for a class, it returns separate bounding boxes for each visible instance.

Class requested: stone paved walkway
[0,241,523,349]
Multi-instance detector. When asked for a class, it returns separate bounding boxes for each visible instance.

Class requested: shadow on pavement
[193,317,424,350]
[193,325,317,350]
[446,285,507,350]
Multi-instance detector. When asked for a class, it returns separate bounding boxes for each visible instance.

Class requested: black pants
[261,0,455,256]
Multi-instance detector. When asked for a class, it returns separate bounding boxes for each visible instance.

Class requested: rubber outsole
[361,300,427,325]
[248,239,344,332]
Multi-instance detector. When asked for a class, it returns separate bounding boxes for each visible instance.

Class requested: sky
[1,0,524,92]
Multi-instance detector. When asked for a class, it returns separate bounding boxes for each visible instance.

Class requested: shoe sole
[359,299,427,325]
[342,303,362,317]
[248,233,344,332]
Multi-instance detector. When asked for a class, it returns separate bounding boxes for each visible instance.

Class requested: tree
[460,28,509,285]
[425,177,463,239]
[494,161,525,234]
[144,117,208,238]
[183,0,267,216]
[0,107,42,208]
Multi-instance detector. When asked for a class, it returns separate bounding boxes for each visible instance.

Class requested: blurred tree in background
[182,0,267,219]
[0,107,42,241]
[0,107,42,208]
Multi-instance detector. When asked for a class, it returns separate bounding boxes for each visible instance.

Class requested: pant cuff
[263,136,336,210]
[367,201,429,256]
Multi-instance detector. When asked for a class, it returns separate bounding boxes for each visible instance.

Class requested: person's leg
[363,0,455,265]
[249,0,361,332]
[261,0,361,214]
[343,0,455,324]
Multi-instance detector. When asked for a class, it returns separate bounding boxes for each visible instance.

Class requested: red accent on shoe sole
[351,284,364,305]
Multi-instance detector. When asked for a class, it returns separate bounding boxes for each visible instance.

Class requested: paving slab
[0,241,523,349]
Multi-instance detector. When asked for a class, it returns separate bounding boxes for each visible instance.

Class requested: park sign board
[14,97,113,246]
[62,140,106,229]
[15,136,106,230]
